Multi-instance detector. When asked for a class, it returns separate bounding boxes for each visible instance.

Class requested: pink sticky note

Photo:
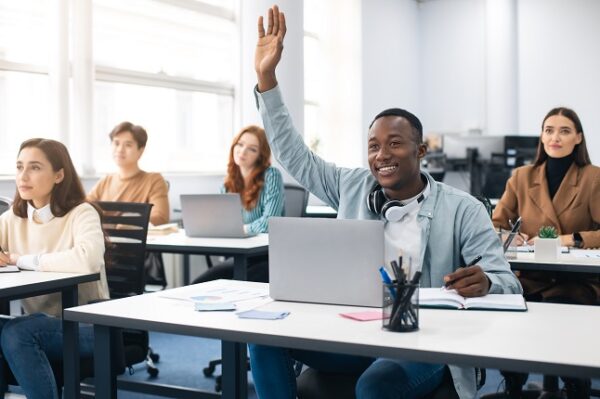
[339,310,385,321]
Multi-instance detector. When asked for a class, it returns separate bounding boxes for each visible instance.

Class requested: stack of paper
[148,223,179,235]
[161,281,269,312]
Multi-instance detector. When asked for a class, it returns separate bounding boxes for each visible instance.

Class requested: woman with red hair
[194,125,284,282]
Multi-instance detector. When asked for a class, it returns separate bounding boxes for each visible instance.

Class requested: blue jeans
[249,344,446,399]
[0,313,95,399]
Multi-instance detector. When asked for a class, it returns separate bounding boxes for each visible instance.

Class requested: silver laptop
[269,217,384,307]
[180,194,256,238]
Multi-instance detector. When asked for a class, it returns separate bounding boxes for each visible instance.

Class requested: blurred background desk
[508,250,600,273]
[305,205,337,218]
[146,231,268,285]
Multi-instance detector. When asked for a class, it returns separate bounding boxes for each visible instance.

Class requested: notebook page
[464,294,526,310]
[419,288,465,308]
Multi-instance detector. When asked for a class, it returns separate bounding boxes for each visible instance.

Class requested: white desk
[0,271,100,399]
[305,205,337,218]
[509,250,600,273]
[146,231,269,284]
[64,280,600,399]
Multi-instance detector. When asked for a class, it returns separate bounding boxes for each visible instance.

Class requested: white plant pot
[534,237,561,261]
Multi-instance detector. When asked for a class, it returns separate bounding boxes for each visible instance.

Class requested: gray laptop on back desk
[180,194,256,238]
[269,217,384,307]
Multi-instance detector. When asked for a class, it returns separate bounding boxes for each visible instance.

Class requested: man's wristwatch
[572,232,583,248]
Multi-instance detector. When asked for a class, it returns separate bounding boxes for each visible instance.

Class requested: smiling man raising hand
[249,5,522,399]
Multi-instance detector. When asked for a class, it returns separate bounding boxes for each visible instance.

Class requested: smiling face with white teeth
[367,116,427,201]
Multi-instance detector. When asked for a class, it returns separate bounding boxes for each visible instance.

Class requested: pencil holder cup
[382,282,419,332]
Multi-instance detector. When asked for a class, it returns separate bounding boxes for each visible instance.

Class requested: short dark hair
[13,138,86,218]
[533,107,591,167]
[369,108,423,144]
[109,121,148,148]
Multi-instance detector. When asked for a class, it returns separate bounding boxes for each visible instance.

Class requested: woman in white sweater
[0,138,109,399]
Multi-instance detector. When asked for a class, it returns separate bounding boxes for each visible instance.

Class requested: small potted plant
[534,226,560,261]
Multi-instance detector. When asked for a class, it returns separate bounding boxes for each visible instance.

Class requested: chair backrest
[474,195,493,219]
[96,201,152,299]
[0,196,12,215]
[284,183,309,217]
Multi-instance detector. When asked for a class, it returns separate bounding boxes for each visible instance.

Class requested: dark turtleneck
[546,152,575,199]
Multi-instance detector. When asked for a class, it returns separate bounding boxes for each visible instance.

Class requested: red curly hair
[224,125,272,210]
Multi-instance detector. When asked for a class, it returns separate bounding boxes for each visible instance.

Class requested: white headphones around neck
[366,183,428,222]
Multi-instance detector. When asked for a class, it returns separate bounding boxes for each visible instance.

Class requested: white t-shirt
[384,181,430,278]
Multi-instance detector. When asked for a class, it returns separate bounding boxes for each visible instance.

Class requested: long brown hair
[13,138,87,218]
[223,126,272,210]
[533,107,591,167]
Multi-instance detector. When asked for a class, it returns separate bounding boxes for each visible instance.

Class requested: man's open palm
[256,6,286,91]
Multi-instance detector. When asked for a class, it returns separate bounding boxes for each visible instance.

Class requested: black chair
[283,183,310,217]
[97,201,160,376]
[474,195,493,218]
[0,196,11,215]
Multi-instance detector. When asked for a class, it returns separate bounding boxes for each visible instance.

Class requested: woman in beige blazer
[493,107,600,304]
[493,107,599,397]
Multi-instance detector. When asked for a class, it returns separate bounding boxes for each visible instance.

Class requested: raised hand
[255,5,286,92]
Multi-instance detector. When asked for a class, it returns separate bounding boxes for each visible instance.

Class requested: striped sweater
[223,166,284,234]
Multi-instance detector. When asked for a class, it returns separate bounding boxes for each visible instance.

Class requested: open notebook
[0,265,20,273]
[419,288,527,311]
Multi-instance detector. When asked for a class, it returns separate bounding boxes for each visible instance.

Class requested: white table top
[509,250,600,273]
[146,230,268,253]
[65,280,600,378]
[0,271,100,300]
[305,205,337,215]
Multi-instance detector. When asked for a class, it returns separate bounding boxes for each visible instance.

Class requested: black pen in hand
[444,255,482,288]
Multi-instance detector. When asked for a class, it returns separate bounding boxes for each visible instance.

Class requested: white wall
[361,0,420,166]
[418,0,600,164]
[518,0,600,164]
[419,0,486,135]
[239,0,304,131]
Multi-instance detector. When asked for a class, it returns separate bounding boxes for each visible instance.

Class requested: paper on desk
[339,310,385,321]
[161,283,268,303]
[148,223,179,236]
[161,282,271,313]
[194,302,236,311]
[237,309,290,320]
[571,249,600,259]
[508,245,569,253]
[0,265,20,273]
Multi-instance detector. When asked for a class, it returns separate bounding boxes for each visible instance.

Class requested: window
[0,0,51,174]
[0,0,238,175]
[0,0,49,65]
[94,81,233,173]
[303,0,362,167]
[93,0,238,173]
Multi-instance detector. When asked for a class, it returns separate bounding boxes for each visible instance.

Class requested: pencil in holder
[382,282,419,332]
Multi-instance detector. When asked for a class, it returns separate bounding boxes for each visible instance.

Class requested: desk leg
[233,255,248,281]
[94,325,117,398]
[62,286,79,399]
[184,254,191,285]
[221,341,247,399]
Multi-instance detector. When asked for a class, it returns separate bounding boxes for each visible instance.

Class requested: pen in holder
[382,281,419,332]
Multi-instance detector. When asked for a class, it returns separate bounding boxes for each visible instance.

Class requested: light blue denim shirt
[256,85,522,399]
